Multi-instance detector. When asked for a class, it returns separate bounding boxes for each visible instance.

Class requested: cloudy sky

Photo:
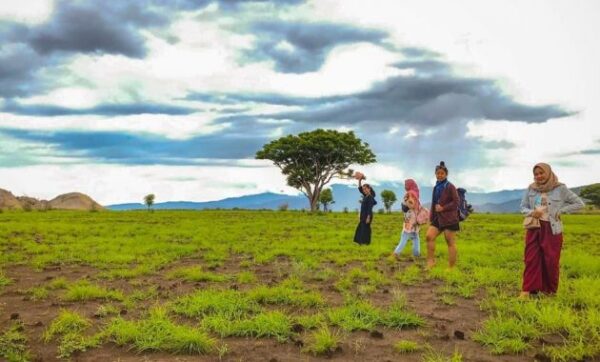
[1,0,598,204]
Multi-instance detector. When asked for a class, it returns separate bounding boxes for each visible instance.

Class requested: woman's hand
[554,211,561,220]
[366,216,371,224]
[531,209,543,218]
[435,204,443,212]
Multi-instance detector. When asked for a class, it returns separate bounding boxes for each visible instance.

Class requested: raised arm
[357,175,366,195]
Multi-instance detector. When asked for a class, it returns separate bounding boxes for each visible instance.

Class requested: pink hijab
[404,179,421,209]
[405,179,420,199]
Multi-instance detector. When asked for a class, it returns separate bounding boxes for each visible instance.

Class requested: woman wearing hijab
[354,172,377,245]
[519,163,584,298]
[426,161,460,269]
[393,179,423,259]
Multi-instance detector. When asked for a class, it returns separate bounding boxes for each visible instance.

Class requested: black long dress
[354,187,377,245]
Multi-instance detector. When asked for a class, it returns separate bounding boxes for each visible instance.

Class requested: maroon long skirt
[522,220,563,294]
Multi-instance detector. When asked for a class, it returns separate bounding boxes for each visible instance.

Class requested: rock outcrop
[0,189,22,210]
[48,192,104,211]
[0,189,104,211]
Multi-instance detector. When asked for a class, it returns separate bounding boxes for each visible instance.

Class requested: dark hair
[363,184,376,197]
[435,161,448,174]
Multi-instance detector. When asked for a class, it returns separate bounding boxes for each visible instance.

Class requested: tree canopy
[380,189,397,213]
[256,129,376,211]
[580,184,600,208]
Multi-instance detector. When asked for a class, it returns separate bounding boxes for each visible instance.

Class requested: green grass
[171,289,260,319]
[0,322,32,362]
[327,301,382,332]
[247,282,324,307]
[43,310,91,342]
[43,310,100,358]
[236,271,257,284]
[166,266,229,283]
[382,300,425,329]
[47,277,68,290]
[201,310,294,342]
[27,286,49,301]
[94,304,120,318]
[395,264,423,285]
[62,280,124,302]
[0,211,598,360]
[394,340,421,354]
[473,315,540,354]
[303,325,343,355]
[105,306,217,354]
[422,347,463,362]
[0,271,12,290]
[294,313,326,330]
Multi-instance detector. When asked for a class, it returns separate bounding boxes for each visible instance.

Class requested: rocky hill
[0,189,23,210]
[48,192,104,211]
[0,189,104,211]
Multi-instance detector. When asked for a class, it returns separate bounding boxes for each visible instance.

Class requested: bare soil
[0,256,546,362]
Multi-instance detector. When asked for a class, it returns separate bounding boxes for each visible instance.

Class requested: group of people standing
[352,161,585,297]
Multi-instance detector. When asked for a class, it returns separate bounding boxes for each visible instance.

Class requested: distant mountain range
[107,183,594,213]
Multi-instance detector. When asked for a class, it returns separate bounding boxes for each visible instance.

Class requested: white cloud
[20,87,102,108]
[352,163,406,186]
[0,0,54,24]
[2,0,599,202]
[0,162,298,205]
[465,114,600,190]
[0,112,227,140]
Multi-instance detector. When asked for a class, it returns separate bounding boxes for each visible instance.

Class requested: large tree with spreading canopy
[256,129,376,212]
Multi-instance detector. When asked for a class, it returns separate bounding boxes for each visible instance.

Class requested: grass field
[0,210,598,361]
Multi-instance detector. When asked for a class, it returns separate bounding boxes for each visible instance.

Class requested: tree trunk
[310,198,319,212]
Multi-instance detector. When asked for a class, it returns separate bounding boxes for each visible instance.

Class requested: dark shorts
[431,218,460,232]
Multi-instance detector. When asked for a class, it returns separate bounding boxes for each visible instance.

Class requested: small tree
[144,194,155,212]
[319,188,335,212]
[580,184,600,208]
[380,189,397,213]
[256,129,376,212]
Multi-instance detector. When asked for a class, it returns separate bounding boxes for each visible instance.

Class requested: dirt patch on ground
[1,257,534,361]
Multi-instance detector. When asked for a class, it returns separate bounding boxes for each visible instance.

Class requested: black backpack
[457,188,473,221]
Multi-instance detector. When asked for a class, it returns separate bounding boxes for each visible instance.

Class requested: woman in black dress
[354,172,377,245]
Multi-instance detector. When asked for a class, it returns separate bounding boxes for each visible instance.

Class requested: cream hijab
[529,163,563,193]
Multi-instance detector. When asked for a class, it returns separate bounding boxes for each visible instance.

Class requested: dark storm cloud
[186,46,572,126]
[0,0,170,97]
[242,21,389,73]
[1,101,199,116]
[0,44,49,97]
[399,47,442,59]
[392,59,451,75]
[20,1,166,58]
[267,75,573,126]
[0,0,310,98]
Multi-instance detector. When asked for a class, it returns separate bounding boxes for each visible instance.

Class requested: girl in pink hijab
[392,179,422,259]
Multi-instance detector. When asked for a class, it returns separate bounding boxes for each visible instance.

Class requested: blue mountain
[106,183,593,213]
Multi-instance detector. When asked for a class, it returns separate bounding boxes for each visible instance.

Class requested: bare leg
[426,226,441,268]
[444,230,457,268]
